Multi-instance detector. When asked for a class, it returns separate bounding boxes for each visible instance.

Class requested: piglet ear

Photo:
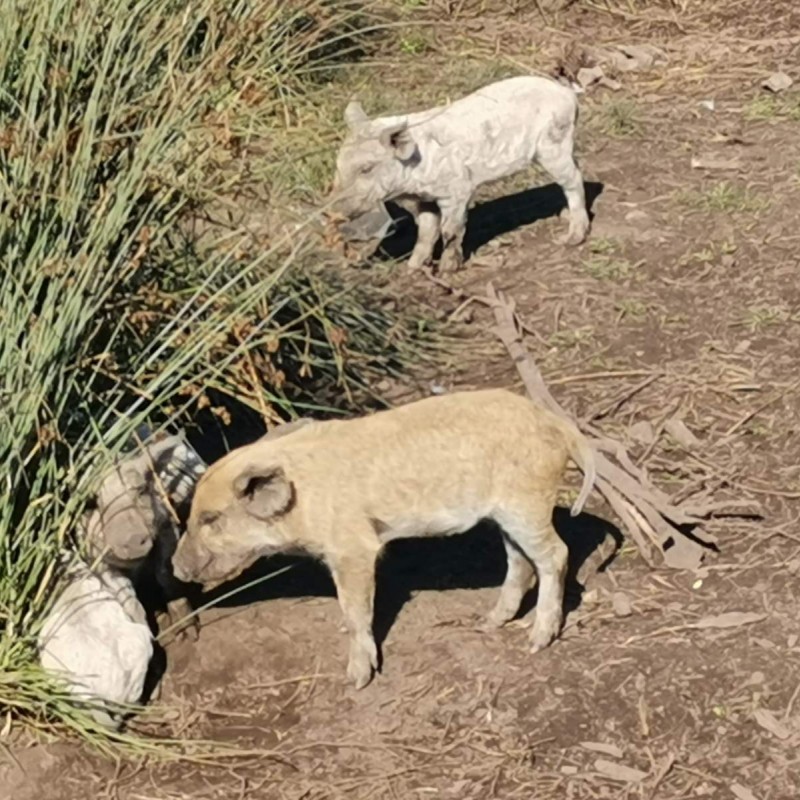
[233,465,294,521]
[378,121,417,162]
[344,99,369,129]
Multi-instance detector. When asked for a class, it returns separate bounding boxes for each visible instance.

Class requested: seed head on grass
[0,0,438,749]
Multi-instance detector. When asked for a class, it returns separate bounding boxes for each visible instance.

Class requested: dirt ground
[4,2,800,799]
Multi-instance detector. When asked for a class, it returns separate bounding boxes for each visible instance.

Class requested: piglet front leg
[328,539,381,689]
[163,596,199,643]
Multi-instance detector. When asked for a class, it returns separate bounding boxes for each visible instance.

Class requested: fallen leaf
[692,612,766,630]
[664,418,701,448]
[662,536,705,571]
[580,741,624,758]
[576,66,621,91]
[762,72,793,93]
[628,420,655,445]
[610,43,667,72]
[594,759,648,783]
[753,708,791,740]
[730,783,759,800]
[577,66,604,88]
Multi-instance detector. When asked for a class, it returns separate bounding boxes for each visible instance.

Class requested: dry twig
[485,283,761,570]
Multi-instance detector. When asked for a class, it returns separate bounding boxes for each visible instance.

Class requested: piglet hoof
[407,254,432,272]
[347,641,378,690]
[177,619,200,643]
[347,656,374,690]
[479,609,512,632]
[438,250,463,274]
[556,231,583,248]
[558,218,590,248]
[164,600,199,644]
[529,618,562,654]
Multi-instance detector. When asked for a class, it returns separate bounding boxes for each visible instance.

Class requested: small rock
[561,765,579,775]
[734,339,751,354]
[612,592,633,618]
[788,634,799,648]
[762,72,793,93]
[699,99,716,112]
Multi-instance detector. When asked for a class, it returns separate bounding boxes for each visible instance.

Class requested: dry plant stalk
[485,283,760,569]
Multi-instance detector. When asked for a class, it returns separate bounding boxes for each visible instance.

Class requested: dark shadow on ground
[373,181,604,265]
[198,506,622,660]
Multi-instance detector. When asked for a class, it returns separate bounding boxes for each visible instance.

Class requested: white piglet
[330,75,590,273]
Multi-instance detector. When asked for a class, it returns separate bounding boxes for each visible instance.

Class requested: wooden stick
[485,282,761,570]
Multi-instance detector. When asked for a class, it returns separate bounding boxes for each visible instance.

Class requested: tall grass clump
[0,0,434,741]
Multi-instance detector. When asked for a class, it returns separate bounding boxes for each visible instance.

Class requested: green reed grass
[0,0,435,746]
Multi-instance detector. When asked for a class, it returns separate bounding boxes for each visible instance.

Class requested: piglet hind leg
[537,142,590,247]
[328,539,382,689]
[437,201,469,273]
[482,533,535,630]
[494,502,569,653]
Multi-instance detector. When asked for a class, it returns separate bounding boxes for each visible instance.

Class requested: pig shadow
[201,507,622,665]
[374,180,604,264]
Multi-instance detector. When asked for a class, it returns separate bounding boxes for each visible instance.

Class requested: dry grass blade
[0,0,436,748]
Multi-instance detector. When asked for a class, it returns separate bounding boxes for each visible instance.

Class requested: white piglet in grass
[38,557,153,730]
[329,75,591,273]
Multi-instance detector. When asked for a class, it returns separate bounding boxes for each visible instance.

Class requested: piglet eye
[198,512,218,526]
[360,165,374,175]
